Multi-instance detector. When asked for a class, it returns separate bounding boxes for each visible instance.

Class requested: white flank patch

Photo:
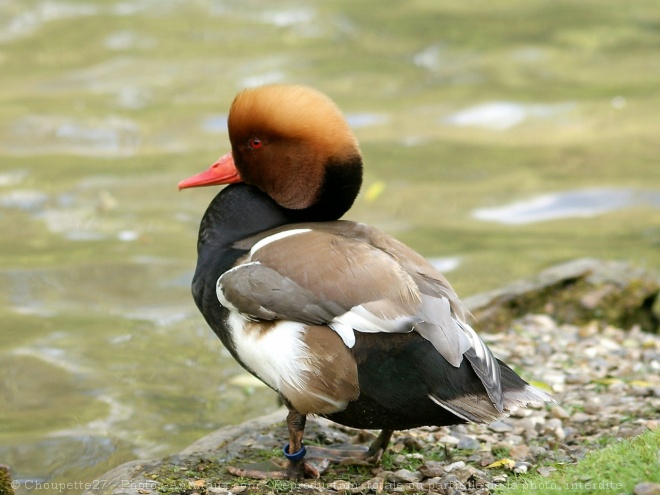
[226,312,311,393]
[249,228,312,257]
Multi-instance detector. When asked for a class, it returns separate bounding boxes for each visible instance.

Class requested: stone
[583,399,603,414]
[419,461,446,479]
[536,466,556,477]
[389,469,423,483]
[550,405,570,419]
[401,436,424,451]
[457,437,481,451]
[633,482,660,495]
[444,461,466,473]
[565,373,590,384]
[509,444,530,460]
[463,258,660,333]
[359,478,384,493]
[571,412,593,423]
[0,465,14,495]
[488,420,513,433]
[438,434,460,445]
[327,480,352,491]
[528,446,548,458]
[513,464,528,474]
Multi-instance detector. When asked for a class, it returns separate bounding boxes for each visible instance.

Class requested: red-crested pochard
[179,85,554,479]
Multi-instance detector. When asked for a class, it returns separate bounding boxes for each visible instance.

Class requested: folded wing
[218,222,504,410]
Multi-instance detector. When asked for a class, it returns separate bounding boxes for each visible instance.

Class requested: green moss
[495,429,660,495]
[472,273,659,333]
[0,465,14,495]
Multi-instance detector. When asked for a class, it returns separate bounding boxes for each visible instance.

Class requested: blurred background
[1,0,659,492]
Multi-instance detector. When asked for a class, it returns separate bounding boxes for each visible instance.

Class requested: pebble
[137,313,660,495]
[360,478,384,492]
[488,420,513,433]
[578,321,600,337]
[536,466,556,477]
[565,373,590,384]
[327,480,351,491]
[438,434,460,445]
[441,474,461,487]
[419,461,447,478]
[634,482,660,495]
[401,436,424,451]
[457,437,480,451]
[609,381,627,393]
[583,399,603,414]
[390,469,423,483]
[509,444,530,460]
[571,412,593,423]
[444,461,466,473]
[550,405,570,419]
[513,464,528,474]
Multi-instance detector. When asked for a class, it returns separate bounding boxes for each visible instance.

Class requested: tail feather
[429,359,556,424]
[502,383,557,411]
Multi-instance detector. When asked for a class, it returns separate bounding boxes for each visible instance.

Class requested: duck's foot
[226,458,328,480]
[227,440,329,480]
[366,429,394,464]
[303,429,394,467]
[226,429,394,478]
[306,444,370,466]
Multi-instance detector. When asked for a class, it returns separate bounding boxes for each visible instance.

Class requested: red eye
[249,138,263,149]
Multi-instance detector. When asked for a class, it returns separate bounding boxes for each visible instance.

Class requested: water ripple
[473,188,660,225]
[444,101,575,130]
[7,115,141,156]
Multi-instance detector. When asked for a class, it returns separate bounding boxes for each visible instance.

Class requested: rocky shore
[86,259,659,495]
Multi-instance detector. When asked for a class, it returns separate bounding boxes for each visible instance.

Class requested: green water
[1,0,659,491]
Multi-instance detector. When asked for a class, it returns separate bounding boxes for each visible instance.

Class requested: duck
[178,84,555,479]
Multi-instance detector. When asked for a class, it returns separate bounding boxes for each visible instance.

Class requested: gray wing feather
[459,320,504,412]
[218,262,347,324]
[415,295,472,367]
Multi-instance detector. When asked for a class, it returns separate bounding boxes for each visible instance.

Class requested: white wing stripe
[249,228,312,257]
[328,305,416,348]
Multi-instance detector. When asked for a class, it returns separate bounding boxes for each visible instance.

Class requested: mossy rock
[464,258,660,333]
[0,465,14,495]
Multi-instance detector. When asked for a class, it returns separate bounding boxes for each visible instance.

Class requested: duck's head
[179,85,363,221]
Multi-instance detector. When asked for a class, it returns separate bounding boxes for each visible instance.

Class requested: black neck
[192,184,290,345]
[191,172,360,353]
[296,155,362,222]
[196,154,363,255]
[196,183,290,255]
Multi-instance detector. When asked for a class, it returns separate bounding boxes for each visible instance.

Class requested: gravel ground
[293,314,660,494]
[86,260,660,495]
[110,313,660,495]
